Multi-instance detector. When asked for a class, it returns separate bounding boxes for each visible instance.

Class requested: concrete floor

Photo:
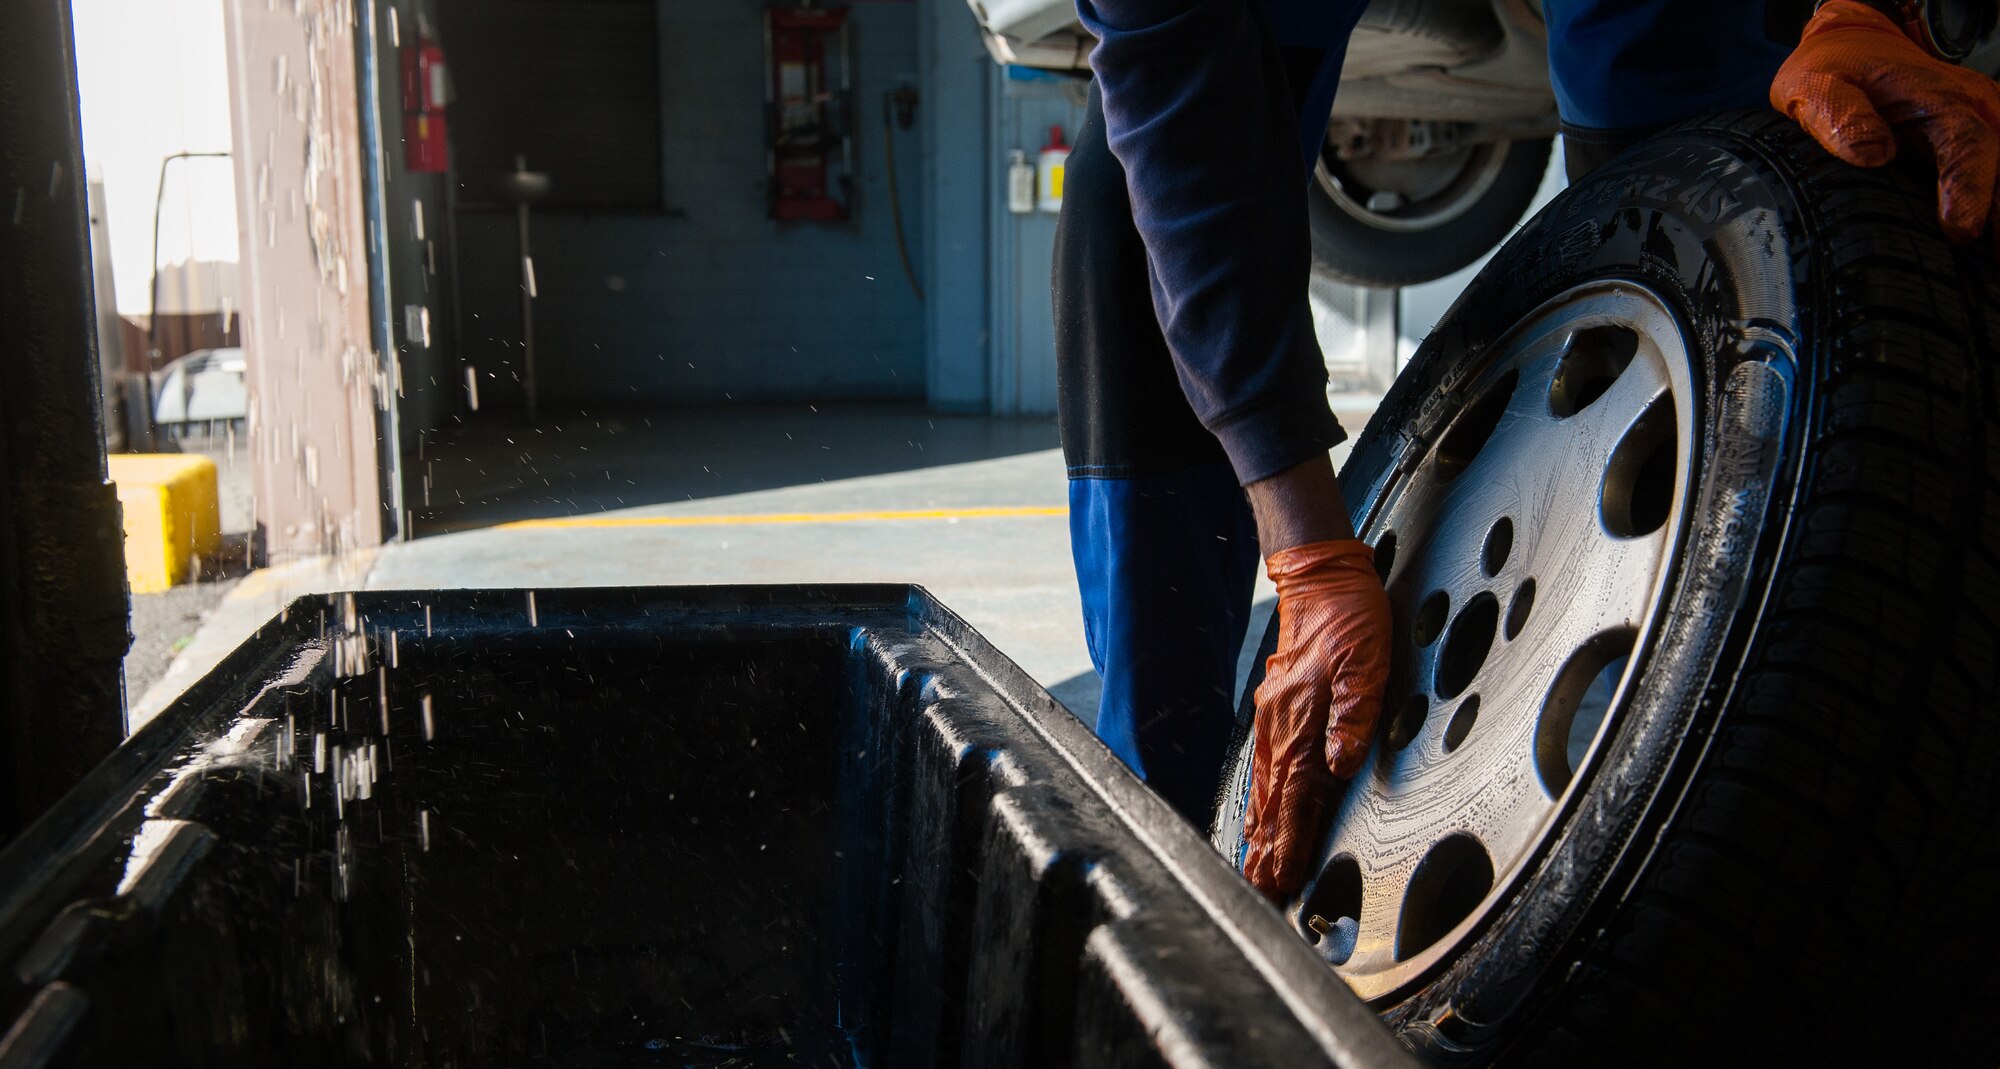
[410,402,1064,534]
[392,418,1110,717]
[133,400,1377,735]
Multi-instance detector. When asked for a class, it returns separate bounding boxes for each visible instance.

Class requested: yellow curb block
[108,454,221,594]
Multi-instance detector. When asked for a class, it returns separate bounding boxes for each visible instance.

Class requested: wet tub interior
[182,632,864,1065]
[0,588,1398,1069]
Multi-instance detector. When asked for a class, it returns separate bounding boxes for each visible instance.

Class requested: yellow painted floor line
[497,505,1069,531]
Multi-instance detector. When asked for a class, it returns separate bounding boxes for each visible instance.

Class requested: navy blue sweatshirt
[1073,0,1369,484]
[1072,0,1797,485]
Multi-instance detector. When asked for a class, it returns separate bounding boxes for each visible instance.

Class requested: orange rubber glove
[1242,539,1392,902]
[1772,0,2000,246]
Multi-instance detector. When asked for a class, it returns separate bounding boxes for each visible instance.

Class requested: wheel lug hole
[1505,578,1535,640]
[1548,323,1638,418]
[1443,695,1479,753]
[1482,516,1512,577]
[1601,394,1678,539]
[1396,833,1493,962]
[1298,856,1363,966]
[1413,590,1450,647]
[1435,592,1499,701]
[1534,630,1636,796]
[1372,530,1397,581]
[1386,694,1428,752]
[1434,369,1520,482]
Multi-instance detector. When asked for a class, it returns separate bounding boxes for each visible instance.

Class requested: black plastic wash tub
[0,586,1409,1068]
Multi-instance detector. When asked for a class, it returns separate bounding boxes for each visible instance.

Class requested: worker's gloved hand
[1772,0,2000,246]
[1242,539,1391,902]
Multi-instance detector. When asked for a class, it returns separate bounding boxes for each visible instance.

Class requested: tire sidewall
[1218,118,1827,1056]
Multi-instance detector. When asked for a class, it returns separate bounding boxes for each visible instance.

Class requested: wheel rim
[1314,139,1513,233]
[1296,281,1697,1002]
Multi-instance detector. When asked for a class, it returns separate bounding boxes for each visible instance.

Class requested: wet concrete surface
[124,432,255,703]
[126,578,238,707]
[134,401,1375,736]
[410,402,1063,535]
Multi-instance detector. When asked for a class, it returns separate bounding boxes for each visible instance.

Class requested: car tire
[1213,111,2000,1064]
[1309,135,1552,288]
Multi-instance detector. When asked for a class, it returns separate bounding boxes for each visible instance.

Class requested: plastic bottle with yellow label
[1037,125,1069,214]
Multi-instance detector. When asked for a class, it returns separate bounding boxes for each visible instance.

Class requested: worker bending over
[1053,0,2000,899]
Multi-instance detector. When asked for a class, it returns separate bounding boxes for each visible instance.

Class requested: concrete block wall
[987,71,1083,416]
[454,0,935,410]
[918,0,992,412]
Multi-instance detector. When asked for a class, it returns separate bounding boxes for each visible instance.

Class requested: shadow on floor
[410,401,1062,535]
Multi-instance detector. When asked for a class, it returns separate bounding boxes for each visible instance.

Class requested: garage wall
[453,0,930,410]
[918,0,992,412]
[987,70,1083,416]
[373,0,459,491]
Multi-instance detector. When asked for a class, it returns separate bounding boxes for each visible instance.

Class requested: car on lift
[969,0,2000,288]
[969,0,1559,286]
[971,0,2000,1062]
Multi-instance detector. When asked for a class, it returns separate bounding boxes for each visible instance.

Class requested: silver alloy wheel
[1314,140,1515,234]
[1299,281,1696,1002]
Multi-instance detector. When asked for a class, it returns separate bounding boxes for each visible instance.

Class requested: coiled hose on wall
[882,87,925,303]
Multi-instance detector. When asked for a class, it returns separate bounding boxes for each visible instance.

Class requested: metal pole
[516,156,538,426]
[142,152,230,452]
[0,0,133,842]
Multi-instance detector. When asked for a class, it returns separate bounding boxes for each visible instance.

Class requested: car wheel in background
[1308,130,1551,288]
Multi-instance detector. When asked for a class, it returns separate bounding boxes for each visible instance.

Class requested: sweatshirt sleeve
[1074,0,1368,484]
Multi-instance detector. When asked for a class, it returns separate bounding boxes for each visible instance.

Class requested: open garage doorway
[103,0,1085,729]
[90,0,1523,735]
[408,0,1060,536]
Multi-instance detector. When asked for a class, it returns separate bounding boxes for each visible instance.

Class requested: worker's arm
[1073,0,1368,484]
[1774,0,2000,247]
[1243,454,1351,547]
[1238,457,1392,901]
[1077,0,1390,902]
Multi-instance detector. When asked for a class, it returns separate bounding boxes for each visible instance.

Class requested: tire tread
[1514,112,2000,1066]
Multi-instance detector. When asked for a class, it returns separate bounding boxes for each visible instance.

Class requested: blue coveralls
[1054,0,1799,824]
